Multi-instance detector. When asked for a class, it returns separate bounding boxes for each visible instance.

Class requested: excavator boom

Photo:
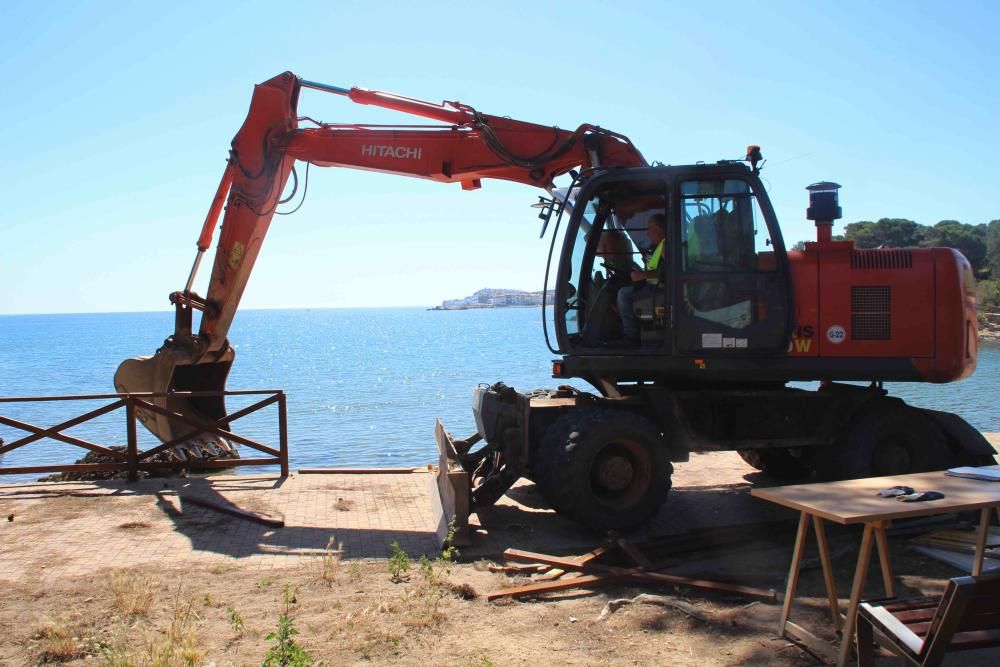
[115,71,645,450]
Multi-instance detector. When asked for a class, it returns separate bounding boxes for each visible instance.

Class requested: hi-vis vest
[647,240,665,271]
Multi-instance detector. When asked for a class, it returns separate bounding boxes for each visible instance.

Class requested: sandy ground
[2,450,1000,666]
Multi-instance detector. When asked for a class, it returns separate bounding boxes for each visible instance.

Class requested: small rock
[569,616,578,623]
[7,514,13,522]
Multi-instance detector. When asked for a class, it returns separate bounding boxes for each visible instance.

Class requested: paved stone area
[0,452,777,583]
[0,471,444,583]
[3,437,998,584]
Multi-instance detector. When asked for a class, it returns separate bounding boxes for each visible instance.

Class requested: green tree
[978,280,1000,311]
[985,219,1000,279]
[844,218,923,248]
[920,220,988,276]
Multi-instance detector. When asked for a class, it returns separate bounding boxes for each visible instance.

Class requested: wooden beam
[503,548,775,600]
[298,468,425,474]
[487,573,632,601]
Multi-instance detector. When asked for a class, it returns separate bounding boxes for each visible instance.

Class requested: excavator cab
[548,164,794,390]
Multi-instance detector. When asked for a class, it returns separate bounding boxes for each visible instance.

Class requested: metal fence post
[278,391,289,478]
[125,395,138,482]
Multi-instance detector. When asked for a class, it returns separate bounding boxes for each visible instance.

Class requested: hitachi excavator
[117,72,995,534]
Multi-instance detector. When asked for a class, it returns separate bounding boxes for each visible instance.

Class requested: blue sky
[2,0,997,314]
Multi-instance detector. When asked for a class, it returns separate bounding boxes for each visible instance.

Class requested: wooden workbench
[752,467,1000,666]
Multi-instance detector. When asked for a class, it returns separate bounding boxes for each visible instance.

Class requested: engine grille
[852,286,891,340]
[851,249,913,270]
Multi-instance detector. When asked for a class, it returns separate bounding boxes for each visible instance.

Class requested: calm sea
[1,308,997,483]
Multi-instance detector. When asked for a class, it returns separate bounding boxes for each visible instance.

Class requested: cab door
[673,176,791,354]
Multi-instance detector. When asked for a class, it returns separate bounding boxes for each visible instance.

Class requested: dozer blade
[114,345,239,462]
[432,420,472,546]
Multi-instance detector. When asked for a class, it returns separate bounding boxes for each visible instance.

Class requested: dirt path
[2,451,999,665]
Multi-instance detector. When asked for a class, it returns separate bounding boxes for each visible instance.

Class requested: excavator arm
[115,71,645,451]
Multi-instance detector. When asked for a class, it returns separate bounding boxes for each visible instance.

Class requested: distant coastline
[431,287,553,311]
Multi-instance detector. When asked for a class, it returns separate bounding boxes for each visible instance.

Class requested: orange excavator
[117,72,994,533]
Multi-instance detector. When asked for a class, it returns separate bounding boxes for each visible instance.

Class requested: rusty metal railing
[0,390,289,480]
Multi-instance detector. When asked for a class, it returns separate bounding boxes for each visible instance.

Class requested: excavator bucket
[114,345,239,461]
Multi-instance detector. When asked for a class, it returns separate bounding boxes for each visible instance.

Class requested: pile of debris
[487,522,794,604]
[39,438,239,482]
[909,524,1000,572]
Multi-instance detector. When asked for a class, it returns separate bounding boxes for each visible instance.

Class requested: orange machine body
[786,240,977,383]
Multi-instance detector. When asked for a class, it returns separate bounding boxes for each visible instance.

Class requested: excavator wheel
[816,406,951,482]
[737,448,814,481]
[535,407,671,533]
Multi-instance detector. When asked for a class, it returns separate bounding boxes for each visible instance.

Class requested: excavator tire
[535,407,671,533]
[737,448,813,481]
[816,405,951,482]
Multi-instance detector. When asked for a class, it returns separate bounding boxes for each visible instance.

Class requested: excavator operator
[617,213,667,343]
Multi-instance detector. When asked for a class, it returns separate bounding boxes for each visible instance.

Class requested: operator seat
[581,271,625,344]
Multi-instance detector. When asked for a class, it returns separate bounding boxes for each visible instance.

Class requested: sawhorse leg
[973,506,1000,576]
[836,520,892,667]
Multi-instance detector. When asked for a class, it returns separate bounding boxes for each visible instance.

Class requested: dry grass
[316,535,344,586]
[31,615,87,662]
[110,570,156,618]
[141,586,203,667]
[95,579,204,667]
[0,558,839,667]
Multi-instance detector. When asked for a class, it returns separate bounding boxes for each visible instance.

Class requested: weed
[226,605,245,635]
[356,632,402,660]
[388,541,410,582]
[142,580,203,666]
[467,656,497,667]
[110,570,156,618]
[419,555,436,584]
[258,578,273,589]
[348,562,363,582]
[262,584,312,666]
[208,563,239,575]
[319,535,343,585]
[441,517,461,562]
[468,656,497,667]
[203,592,213,606]
[32,615,86,662]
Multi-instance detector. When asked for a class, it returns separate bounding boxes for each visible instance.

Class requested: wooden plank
[178,494,284,527]
[571,544,612,565]
[837,523,878,667]
[504,548,775,600]
[974,507,993,576]
[909,545,1000,573]
[0,413,125,458]
[784,620,839,664]
[0,399,125,454]
[133,399,279,455]
[487,573,630,600]
[504,549,592,571]
[487,563,549,575]
[751,469,1000,525]
[812,516,842,628]
[874,522,896,598]
[779,513,812,633]
[0,463,129,476]
[298,468,425,474]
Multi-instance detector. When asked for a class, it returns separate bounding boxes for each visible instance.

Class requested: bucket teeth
[166,435,237,463]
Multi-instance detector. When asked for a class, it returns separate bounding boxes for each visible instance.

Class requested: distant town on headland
[432,288,555,310]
